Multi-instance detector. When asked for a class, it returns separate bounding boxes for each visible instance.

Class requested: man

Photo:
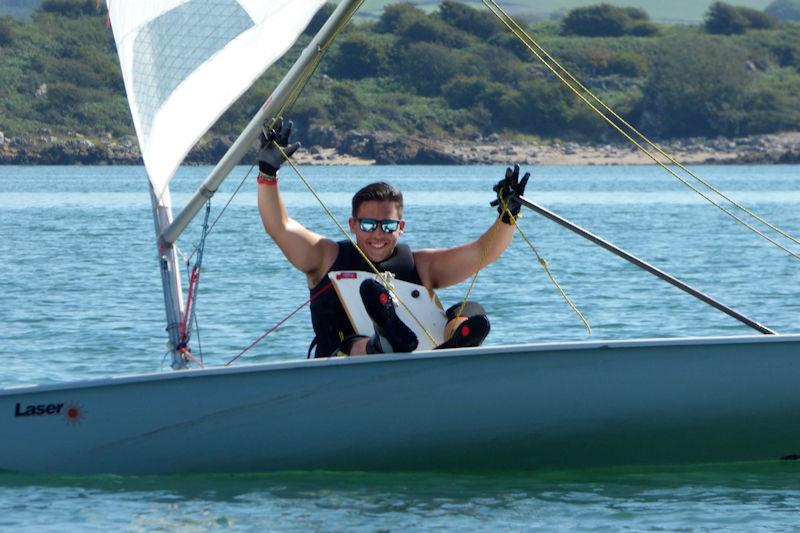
[257,119,528,357]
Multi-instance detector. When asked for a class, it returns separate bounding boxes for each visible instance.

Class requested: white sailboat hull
[2,334,799,475]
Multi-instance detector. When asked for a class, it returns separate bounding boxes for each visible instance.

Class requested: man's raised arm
[415,165,530,289]
[257,119,337,282]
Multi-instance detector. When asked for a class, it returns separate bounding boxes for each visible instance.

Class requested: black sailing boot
[360,278,418,354]
[435,314,491,350]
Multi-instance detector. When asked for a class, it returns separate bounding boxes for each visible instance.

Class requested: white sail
[107,0,326,198]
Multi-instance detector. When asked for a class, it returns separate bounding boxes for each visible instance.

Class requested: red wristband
[257,174,278,186]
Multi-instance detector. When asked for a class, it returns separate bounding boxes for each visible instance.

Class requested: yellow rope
[454,211,503,319]
[274,143,438,347]
[277,0,365,122]
[480,0,800,262]
[454,187,591,333]
[504,209,592,335]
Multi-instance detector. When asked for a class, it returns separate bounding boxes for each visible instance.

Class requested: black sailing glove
[490,164,530,224]
[258,117,301,176]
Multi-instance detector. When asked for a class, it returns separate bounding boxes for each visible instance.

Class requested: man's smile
[364,239,391,260]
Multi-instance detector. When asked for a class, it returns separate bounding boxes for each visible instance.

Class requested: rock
[409,145,463,165]
[0,131,4,145]
[305,125,341,149]
[338,130,374,158]
[336,131,465,164]
[35,84,47,97]
[38,141,77,164]
[778,150,800,164]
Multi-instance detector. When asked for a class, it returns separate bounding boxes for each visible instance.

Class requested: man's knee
[443,301,489,344]
[445,301,486,321]
[438,301,491,349]
[323,334,368,357]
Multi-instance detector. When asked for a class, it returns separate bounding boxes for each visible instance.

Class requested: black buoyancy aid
[309,240,422,357]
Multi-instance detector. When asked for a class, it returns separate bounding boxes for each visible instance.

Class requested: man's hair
[351,182,403,217]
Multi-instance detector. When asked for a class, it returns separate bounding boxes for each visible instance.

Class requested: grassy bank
[0,1,798,151]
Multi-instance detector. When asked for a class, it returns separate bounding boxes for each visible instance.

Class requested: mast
[150,185,186,369]
[156,0,362,368]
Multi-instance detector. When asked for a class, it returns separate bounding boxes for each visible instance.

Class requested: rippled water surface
[1,164,799,530]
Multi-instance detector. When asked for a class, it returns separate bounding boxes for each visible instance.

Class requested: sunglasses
[356,218,401,233]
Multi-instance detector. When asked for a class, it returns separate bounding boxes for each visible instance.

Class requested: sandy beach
[292,131,800,166]
[1,130,798,166]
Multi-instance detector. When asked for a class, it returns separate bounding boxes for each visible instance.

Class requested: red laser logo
[64,403,85,424]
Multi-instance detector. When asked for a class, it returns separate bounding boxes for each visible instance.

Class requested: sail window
[132,0,255,143]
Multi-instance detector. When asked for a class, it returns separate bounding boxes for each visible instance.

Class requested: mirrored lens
[358,218,378,232]
[380,220,400,232]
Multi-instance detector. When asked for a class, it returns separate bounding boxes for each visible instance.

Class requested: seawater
[1,164,799,531]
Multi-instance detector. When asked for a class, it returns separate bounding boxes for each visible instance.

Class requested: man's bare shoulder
[412,248,442,289]
[317,237,340,257]
[306,238,341,286]
[412,247,440,266]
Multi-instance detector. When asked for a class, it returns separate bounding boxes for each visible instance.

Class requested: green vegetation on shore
[1,1,782,23]
[1,1,799,151]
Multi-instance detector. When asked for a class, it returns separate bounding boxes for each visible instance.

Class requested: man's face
[348,200,405,263]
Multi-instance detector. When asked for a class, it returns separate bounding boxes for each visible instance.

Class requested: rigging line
[206,168,252,237]
[485,0,800,250]
[274,46,326,122]
[180,200,211,343]
[192,309,204,364]
[518,195,776,334]
[263,55,322,134]
[455,211,503,319]
[179,346,205,368]
[456,190,590,334]
[272,0,367,123]
[187,167,255,265]
[179,267,199,340]
[175,244,190,265]
[274,143,439,347]
[481,0,800,261]
[225,281,333,366]
[499,197,592,334]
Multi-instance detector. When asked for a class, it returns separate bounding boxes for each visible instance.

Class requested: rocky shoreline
[1,128,798,167]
